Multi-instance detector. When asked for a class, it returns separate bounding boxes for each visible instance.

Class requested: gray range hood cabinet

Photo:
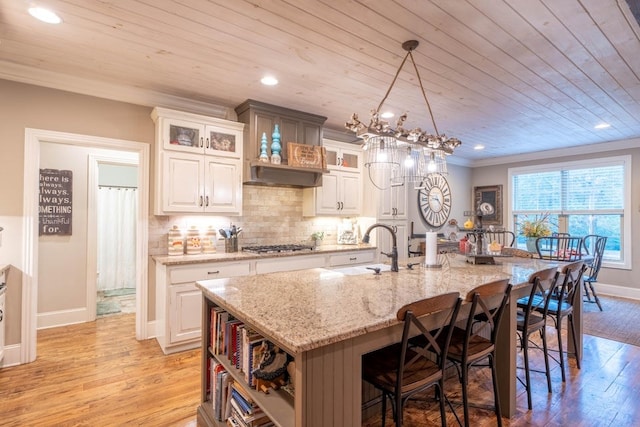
[235,99,329,188]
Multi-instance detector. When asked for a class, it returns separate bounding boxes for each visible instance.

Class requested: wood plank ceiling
[1,0,639,164]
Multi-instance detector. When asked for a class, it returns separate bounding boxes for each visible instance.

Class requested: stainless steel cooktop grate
[241,244,314,254]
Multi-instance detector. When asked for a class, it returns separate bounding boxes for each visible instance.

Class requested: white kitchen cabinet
[168,283,202,344]
[324,140,361,172]
[379,181,407,219]
[302,140,362,216]
[363,168,408,220]
[155,260,252,354]
[152,107,244,215]
[161,152,241,214]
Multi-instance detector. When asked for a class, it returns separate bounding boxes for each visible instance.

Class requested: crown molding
[0,61,236,120]
[469,138,640,168]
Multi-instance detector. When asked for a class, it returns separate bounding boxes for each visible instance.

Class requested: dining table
[196,253,575,426]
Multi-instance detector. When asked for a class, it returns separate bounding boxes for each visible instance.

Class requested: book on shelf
[242,333,266,388]
[225,319,243,360]
[236,324,245,371]
[211,362,229,421]
[213,308,230,355]
[228,401,272,427]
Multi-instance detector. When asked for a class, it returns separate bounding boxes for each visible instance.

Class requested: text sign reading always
[39,168,73,235]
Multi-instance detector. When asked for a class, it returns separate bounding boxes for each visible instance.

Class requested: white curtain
[97,187,137,291]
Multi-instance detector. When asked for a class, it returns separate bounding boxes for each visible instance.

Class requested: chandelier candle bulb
[425,231,441,268]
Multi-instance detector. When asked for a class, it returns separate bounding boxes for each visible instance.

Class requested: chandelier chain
[408,51,439,137]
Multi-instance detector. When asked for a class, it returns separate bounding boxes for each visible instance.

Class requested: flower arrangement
[518,213,553,238]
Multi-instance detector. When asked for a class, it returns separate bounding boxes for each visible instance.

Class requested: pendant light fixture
[346,40,461,184]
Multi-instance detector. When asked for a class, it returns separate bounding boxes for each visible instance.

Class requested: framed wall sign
[39,168,73,235]
[474,184,502,226]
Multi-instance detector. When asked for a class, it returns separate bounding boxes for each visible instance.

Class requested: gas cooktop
[242,244,314,254]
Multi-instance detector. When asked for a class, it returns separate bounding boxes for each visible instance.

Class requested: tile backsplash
[149,185,367,256]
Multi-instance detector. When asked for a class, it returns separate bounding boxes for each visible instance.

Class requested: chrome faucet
[362,223,399,272]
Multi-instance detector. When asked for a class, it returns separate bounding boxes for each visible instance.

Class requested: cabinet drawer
[329,250,375,267]
[169,262,251,284]
[256,255,325,274]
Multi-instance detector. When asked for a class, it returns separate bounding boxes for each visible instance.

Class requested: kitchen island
[196,254,566,426]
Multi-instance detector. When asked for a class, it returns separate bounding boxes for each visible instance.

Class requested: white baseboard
[37,307,89,330]
[0,343,22,368]
[595,283,640,300]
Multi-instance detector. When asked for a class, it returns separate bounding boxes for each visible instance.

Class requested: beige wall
[471,147,640,292]
[0,79,154,346]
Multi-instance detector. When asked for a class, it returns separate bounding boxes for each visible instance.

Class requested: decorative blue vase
[271,124,281,164]
[259,132,269,163]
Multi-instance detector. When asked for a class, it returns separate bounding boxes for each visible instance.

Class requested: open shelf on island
[211,349,295,427]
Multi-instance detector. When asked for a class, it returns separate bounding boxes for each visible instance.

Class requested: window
[508,155,631,269]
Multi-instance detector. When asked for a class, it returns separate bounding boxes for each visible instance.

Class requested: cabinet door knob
[206,138,210,149]
[207,271,220,275]
[349,257,357,261]
[199,196,204,207]
[200,137,204,148]
[205,196,209,207]
[336,202,340,210]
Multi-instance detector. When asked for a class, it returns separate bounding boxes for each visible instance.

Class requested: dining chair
[583,236,607,311]
[541,261,587,382]
[581,234,599,256]
[484,230,516,248]
[362,292,462,427]
[516,267,560,410]
[535,236,583,261]
[444,279,512,427]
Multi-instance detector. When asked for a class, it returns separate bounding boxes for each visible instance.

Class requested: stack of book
[226,381,274,427]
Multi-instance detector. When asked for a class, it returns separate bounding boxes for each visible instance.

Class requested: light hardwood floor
[1,313,638,426]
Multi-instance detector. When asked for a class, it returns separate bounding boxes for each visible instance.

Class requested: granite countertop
[196,254,558,355]
[153,244,375,265]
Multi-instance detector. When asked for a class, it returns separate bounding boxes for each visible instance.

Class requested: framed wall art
[474,184,502,226]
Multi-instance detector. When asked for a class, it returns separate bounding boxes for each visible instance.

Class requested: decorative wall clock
[418,173,451,227]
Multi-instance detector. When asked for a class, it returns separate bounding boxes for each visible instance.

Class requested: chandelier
[346,40,461,183]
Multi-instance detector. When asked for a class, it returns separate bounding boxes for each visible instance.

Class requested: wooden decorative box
[287,142,326,169]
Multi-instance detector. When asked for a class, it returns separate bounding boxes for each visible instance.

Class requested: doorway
[90,159,139,319]
[21,129,149,364]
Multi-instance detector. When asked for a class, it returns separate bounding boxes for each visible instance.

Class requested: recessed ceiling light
[28,6,62,24]
[380,111,394,119]
[474,144,485,150]
[260,76,278,86]
[594,123,610,129]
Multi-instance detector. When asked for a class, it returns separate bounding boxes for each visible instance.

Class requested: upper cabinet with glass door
[324,139,361,172]
[153,107,243,159]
